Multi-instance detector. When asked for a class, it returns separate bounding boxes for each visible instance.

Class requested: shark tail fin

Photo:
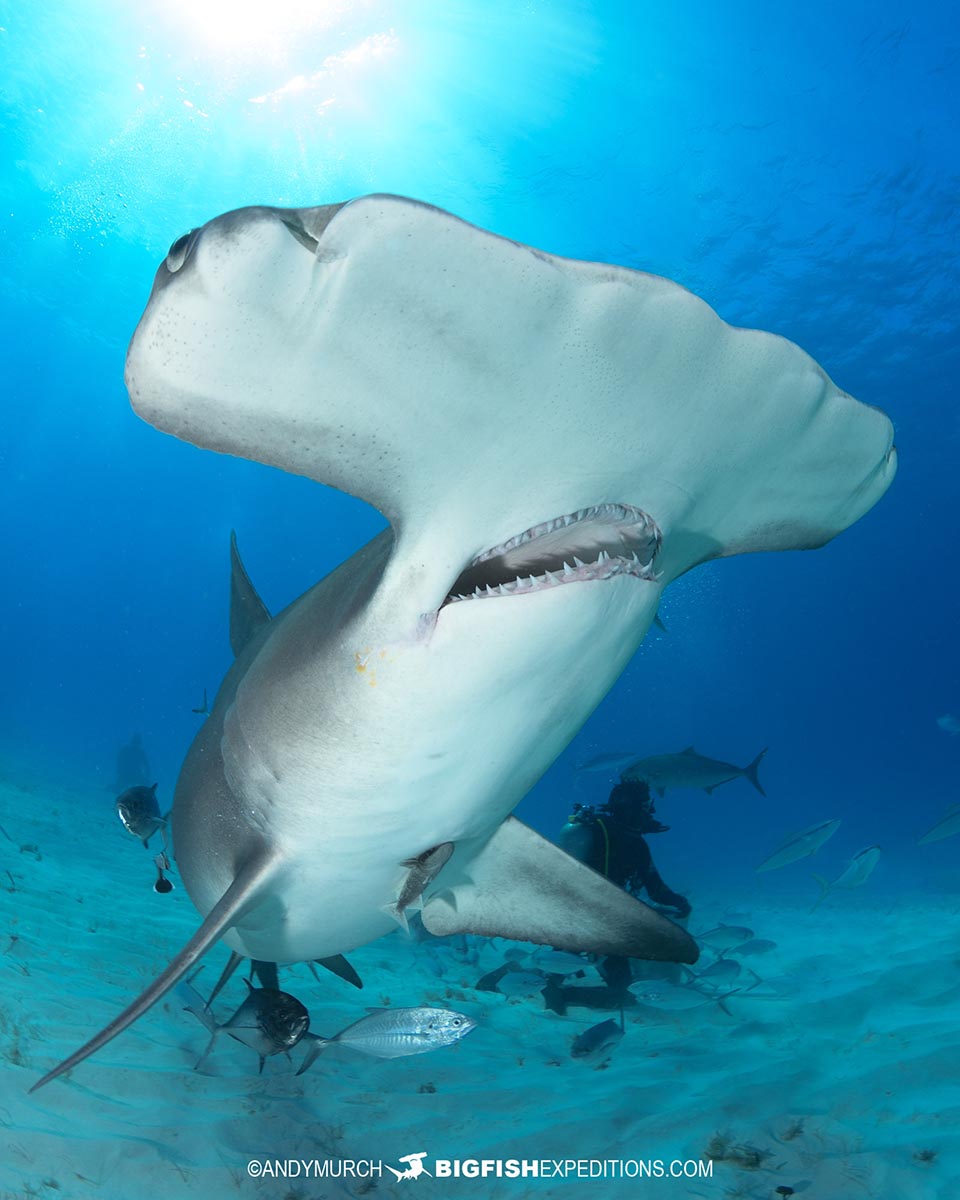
[744,747,768,797]
[30,848,279,1092]
[296,1033,332,1076]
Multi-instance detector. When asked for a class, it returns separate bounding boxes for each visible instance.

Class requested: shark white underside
[32,195,896,1089]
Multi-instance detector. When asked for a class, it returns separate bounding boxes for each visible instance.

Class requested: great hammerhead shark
[32,195,895,1088]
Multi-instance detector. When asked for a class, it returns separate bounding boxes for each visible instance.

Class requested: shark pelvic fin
[420,817,698,964]
[312,955,364,990]
[229,530,271,658]
[30,848,279,1091]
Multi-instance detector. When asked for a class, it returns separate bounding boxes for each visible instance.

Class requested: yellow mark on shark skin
[355,646,394,688]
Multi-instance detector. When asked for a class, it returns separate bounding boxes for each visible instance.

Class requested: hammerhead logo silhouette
[386,1152,431,1182]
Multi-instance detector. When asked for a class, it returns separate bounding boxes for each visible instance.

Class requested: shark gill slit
[443,502,661,605]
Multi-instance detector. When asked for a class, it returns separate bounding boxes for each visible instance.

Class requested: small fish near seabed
[756,818,841,873]
[918,806,960,846]
[297,1006,476,1074]
[620,746,768,797]
[532,949,592,976]
[936,714,960,737]
[687,958,742,986]
[496,970,548,999]
[730,938,777,957]
[571,1016,625,1062]
[811,846,882,909]
[629,981,741,1015]
[115,783,169,850]
[178,979,310,1074]
[696,925,755,952]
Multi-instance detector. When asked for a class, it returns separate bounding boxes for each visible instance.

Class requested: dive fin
[420,817,698,964]
[30,848,279,1091]
[312,955,364,990]
[229,530,271,658]
[744,747,768,797]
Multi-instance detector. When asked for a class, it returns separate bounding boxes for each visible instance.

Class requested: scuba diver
[559,778,691,918]
[553,778,690,999]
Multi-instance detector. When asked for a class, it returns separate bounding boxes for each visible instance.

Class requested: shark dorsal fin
[229,531,271,658]
[681,746,697,755]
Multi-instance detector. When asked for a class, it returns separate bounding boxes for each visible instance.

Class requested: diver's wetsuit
[558,795,690,995]
[589,815,690,915]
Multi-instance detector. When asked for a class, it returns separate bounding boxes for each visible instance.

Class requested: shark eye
[166,229,198,274]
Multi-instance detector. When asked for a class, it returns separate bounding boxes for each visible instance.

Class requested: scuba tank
[558,804,604,870]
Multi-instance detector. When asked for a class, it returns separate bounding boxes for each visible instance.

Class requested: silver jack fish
[297,1005,476,1074]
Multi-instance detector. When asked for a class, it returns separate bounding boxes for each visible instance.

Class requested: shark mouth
[443,503,661,605]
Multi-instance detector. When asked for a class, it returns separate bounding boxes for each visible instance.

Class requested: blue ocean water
[1,0,957,1195]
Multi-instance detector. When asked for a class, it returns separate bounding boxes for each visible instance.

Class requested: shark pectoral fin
[314,955,364,990]
[229,531,271,658]
[420,817,698,964]
[29,848,280,1092]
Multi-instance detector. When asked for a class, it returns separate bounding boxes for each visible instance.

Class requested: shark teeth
[443,502,662,606]
[471,502,659,564]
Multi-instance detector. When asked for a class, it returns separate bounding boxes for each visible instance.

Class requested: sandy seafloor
[1,772,957,1200]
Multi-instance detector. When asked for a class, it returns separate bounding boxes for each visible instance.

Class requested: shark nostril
[166,229,199,274]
